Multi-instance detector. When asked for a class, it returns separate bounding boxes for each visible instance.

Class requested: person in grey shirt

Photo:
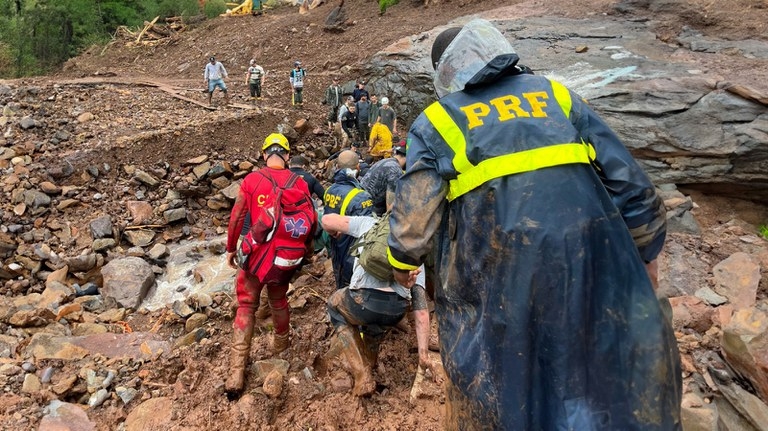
[376,96,397,135]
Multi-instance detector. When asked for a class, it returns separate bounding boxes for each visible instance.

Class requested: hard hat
[249,59,255,65]
[262,133,290,153]
[381,97,389,105]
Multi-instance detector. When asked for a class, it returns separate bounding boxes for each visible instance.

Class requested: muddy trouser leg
[249,82,256,97]
[255,81,262,98]
[225,270,261,394]
[266,283,291,353]
[295,87,303,104]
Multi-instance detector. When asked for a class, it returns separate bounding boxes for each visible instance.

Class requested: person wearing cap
[340,103,359,147]
[324,77,344,132]
[323,150,373,290]
[352,79,369,102]
[224,133,316,397]
[204,56,229,106]
[386,19,680,430]
[245,59,266,99]
[360,140,407,216]
[375,96,397,135]
[289,60,307,106]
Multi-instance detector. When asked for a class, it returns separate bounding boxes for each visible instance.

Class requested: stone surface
[263,368,284,398]
[712,252,761,310]
[25,331,170,361]
[101,257,155,309]
[369,14,768,199]
[721,308,768,401]
[126,201,154,225]
[39,400,96,431]
[89,215,113,239]
[124,397,173,431]
[124,229,155,247]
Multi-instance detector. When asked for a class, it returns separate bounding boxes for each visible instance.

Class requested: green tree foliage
[157,0,199,19]
[0,0,201,78]
[203,0,227,19]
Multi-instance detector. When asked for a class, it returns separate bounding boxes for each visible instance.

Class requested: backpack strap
[340,188,361,216]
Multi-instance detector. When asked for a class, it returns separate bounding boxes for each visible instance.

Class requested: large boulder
[100,257,155,309]
[365,14,768,199]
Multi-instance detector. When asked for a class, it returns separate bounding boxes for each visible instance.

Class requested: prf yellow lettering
[257,194,267,206]
[325,194,341,209]
[459,91,551,129]
[460,102,491,129]
[489,95,530,122]
[522,91,549,117]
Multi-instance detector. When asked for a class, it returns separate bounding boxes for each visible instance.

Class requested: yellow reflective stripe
[387,247,419,271]
[340,188,361,216]
[549,79,572,119]
[446,143,596,201]
[424,102,473,174]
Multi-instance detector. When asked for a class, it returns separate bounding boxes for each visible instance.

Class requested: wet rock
[19,116,35,129]
[694,286,728,306]
[0,363,22,376]
[39,400,97,431]
[192,162,211,179]
[147,243,169,260]
[163,208,187,224]
[210,176,230,189]
[116,386,138,404]
[101,256,154,309]
[88,388,110,408]
[172,300,195,318]
[77,112,94,123]
[54,130,70,142]
[252,358,290,384]
[22,373,41,393]
[124,397,173,431]
[92,238,116,252]
[185,313,207,332]
[89,215,113,239]
[220,182,241,201]
[24,189,51,208]
[126,201,153,225]
[124,229,155,247]
[0,335,20,358]
[72,323,109,336]
[184,155,208,165]
[9,308,56,327]
[26,331,170,361]
[97,308,126,323]
[263,368,284,398]
[39,280,74,309]
[172,327,207,349]
[712,252,760,310]
[41,366,55,383]
[207,164,231,179]
[39,181,61,195]
[721,308,768,401]
[206,196,231,210]
[57,198,80,210]
[134,169,160,187]
[66,253,97,272]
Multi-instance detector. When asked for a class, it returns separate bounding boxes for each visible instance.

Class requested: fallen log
[136,16,160,43]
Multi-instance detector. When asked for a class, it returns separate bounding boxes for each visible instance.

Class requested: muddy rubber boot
[224,319,254,398]
[255,292,271,320]
[273,331,290,354]
[335,326,375,396]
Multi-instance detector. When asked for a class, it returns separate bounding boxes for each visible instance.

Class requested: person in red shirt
[224,133,315,397]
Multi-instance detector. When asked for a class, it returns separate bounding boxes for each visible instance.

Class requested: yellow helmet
[262,133,290,152]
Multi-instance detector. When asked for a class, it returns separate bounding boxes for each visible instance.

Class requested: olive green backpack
[351,212,394,281]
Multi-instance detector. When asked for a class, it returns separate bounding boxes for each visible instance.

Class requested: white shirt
[204,62,228,80]
[346,216,425,299]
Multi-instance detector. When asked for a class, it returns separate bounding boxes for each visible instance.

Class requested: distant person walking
[290,60,307,106]
[324,77,344,132]
[204,56,229,106]
[245,59,266,99]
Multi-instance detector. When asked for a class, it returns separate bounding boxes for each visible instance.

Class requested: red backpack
[237,170,317,284]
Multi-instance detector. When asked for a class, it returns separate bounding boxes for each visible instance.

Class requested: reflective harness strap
[340,188,361,216]
[424,79,595,201]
